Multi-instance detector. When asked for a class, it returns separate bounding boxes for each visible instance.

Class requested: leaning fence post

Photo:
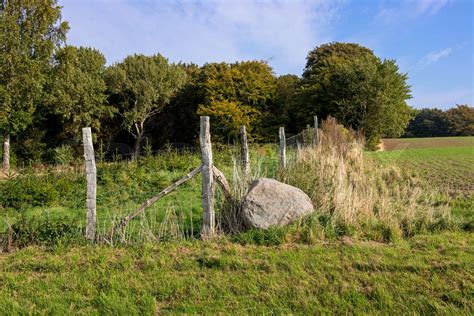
[200,116,215,238]
[240,125,250,177]
[314,115,319,146]
[82,127,96,242]
[279,127,286,169]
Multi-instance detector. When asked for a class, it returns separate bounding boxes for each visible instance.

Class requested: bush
[4,215,82,248]
[0,176,59,209]
[53,145,75,165]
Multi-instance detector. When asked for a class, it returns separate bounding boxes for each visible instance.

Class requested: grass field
[374,137,474,194]
[0,137,473,313]
[0,232,472,314]
[382,136,474,151]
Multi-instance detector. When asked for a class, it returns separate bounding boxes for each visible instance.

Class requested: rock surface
[241,178,314,229]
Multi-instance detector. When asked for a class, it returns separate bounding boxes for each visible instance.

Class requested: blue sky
[59,0,473,109]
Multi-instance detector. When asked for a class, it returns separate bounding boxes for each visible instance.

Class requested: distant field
[382,136,474,151]
[373,137,474,194]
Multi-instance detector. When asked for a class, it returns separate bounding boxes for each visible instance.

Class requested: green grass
[0,231,472,314]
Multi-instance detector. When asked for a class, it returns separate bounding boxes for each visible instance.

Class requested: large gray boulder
[241,178,314,229]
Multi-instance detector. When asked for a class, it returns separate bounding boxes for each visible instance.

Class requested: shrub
[0,176,59,209]
[3,215,82,248]
[53,145,75,165]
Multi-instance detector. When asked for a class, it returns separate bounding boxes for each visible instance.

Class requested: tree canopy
[300,42,413,148]
[0,0,68,171]
[446,105,474,136]
[196,61,276,141]
[105,54,187,158]
[51,46,114,139]
[404,105,473,137]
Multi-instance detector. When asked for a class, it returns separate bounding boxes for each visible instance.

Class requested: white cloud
[59,0,343,75]
[376,0,451,23]
[418,47,452,67]
[416,0,451,15]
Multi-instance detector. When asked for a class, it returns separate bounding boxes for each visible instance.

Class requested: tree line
[1,0,472,172]
[404,106,473,138]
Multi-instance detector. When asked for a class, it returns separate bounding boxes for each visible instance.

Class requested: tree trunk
[133,133,143,160]
[2,133,10,174]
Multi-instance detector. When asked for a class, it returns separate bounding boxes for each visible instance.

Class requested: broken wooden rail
[107,164,203,238]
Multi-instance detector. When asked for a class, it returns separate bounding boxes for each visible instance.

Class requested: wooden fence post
[2,133,10,174]
[240,125,250,177]
[279,127,286,169]
[200,116,215,238]
[314,115,319,146]
[82,127,96,241]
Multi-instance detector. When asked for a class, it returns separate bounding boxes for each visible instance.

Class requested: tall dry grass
[278,117,453,241]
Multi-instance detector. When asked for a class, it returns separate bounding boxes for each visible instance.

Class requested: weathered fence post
[240,125,250,177]
[200,116,215,238]
[279,127,286,169]
[2,133,10,174]
[314,115,319,146]
[82,127,96,242]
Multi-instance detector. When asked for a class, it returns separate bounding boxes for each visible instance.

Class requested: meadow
[0,134,473,314]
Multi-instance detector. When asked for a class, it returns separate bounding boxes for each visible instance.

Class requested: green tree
[446,105,474,136]
[0,0,68,172]
[268,74,301,137]
[196,61,276,141]
[51,46,114,140]
[105,54,187,158]
[300,42,413,148]
[197,100,261,140]
[151,63,202,146]
[404,108,450,137]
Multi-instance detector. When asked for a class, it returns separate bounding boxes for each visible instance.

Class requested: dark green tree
[0,0,68,172]
[446,105,474,136]
[51,46,114,140]
[270,74,301,136]
[105,54,187,158]
[151,63,202,146]
[404,108,450,137]
[299,42,413,149]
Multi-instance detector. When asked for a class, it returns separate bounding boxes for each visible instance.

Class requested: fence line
[79,115,321,242]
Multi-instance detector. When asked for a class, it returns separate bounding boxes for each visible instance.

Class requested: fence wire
[2,124,318,244]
